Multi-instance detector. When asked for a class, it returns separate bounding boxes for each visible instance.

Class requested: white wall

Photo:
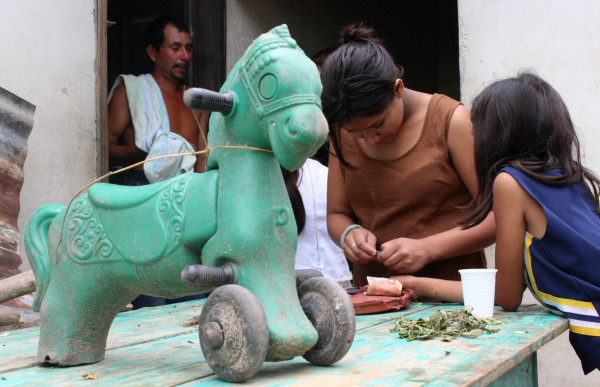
[459,0,600,384]
[0,0,99,272]
[459,0,600,173]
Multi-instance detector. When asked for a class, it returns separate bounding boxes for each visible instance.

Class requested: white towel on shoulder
[108,74,196,183]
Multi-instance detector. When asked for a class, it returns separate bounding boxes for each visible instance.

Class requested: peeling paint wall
[0,88,34,280]
[458,0,600,384]
[0,0,99,273]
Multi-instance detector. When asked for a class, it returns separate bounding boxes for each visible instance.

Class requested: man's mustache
[174,61,189,69]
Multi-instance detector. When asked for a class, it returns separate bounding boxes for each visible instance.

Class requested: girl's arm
[378,105,495,273]
[327,152,377,264]
[493,172,529,311]
[391,275,463,303]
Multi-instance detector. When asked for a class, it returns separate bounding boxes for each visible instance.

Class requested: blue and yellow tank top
[502,167,600,374]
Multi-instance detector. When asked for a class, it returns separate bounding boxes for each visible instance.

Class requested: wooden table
[0,300,567,386]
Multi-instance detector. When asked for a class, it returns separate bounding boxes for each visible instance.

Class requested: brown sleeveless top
[339,94,486,287]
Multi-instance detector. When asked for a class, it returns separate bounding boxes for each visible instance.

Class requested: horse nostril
[287,117,300,137]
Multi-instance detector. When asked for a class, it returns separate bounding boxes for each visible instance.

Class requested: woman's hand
[378,237,431,273]
[343,227,378,264]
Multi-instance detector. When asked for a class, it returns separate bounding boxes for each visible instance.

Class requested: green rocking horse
[24,25,355,382]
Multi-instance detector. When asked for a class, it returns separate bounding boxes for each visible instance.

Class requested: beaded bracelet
[340,224,362,248]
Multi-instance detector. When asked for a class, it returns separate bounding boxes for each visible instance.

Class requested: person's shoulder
[494,170,519,185]
[109,74,143,99]
[498,166,534,184]
[113,74,142,87]
[493,170,525,198]
[431,93,461,110]
[446,99,471,140]
[432,93,465,119]
[426,93,468,129]
[434,93,459,104]
[108,82,128,106]
[492,171,533,217]
[449,104,470,124]
[113,83,126,94]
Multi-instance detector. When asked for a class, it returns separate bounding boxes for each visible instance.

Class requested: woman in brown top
[321,23,496,292]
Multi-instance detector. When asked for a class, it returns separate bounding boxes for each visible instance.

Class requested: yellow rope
[74,145,272,199]
[57,86,271,258]
[55,145,274,260]
[187,85,209,151]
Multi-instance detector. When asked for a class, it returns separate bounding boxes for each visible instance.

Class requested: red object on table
[350,289,413,315]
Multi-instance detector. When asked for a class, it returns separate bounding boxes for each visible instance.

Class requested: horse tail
[24,204,63,312]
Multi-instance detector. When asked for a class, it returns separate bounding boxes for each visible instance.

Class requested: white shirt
[295,159,352,284]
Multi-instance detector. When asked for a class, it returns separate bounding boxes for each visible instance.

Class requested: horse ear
[184,88,235,116]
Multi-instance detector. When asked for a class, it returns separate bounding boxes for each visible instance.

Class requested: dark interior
[107,0,459,99]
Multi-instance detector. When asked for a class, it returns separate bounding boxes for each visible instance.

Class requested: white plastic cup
[459,268,498,317]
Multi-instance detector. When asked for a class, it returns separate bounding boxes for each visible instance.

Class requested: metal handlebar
[184,88,234,115]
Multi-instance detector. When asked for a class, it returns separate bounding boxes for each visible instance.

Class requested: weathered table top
[0,300,567,386]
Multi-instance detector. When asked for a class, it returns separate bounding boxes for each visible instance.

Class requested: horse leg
[37,268,135,366]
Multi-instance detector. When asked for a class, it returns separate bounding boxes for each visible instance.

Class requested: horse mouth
[268,112,327,171]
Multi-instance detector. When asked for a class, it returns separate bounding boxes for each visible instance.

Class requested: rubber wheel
[298,277,356,365]
[198,284,269,382]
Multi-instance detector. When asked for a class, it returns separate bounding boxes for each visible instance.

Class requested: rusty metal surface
[0,86,35,281]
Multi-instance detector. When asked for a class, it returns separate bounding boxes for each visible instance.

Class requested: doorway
[99,0,226,177]
[107,0,225,92]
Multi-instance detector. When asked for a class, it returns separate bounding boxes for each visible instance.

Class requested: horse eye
[259,74,278,100]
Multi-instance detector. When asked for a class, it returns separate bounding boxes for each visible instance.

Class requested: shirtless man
[108,17,209,184]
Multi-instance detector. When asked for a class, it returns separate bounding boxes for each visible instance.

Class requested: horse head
[195,25,328,171]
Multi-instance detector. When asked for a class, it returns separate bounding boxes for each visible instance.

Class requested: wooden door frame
[185,0,226,93]
[97,0,108,177]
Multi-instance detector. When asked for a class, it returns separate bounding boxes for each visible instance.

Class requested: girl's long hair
[463,72,600,228]
[281,167,306,234]
[320,23,403,169]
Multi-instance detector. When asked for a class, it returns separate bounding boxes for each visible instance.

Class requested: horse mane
[221,24,301,91]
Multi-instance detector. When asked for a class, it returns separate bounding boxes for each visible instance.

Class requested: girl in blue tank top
[394,73,600,374]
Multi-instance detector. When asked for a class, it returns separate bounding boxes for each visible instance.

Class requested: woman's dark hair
[281,168,306,235]
[463,72,600,227]
[311,47,337,166]
[311,47,337,70]
[145,16,189,51]
[320,23,404,168]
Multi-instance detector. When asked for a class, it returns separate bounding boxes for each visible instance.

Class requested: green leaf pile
[391,306,501,342]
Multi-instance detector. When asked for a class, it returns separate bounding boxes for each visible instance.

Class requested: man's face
[151,23,192,82]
